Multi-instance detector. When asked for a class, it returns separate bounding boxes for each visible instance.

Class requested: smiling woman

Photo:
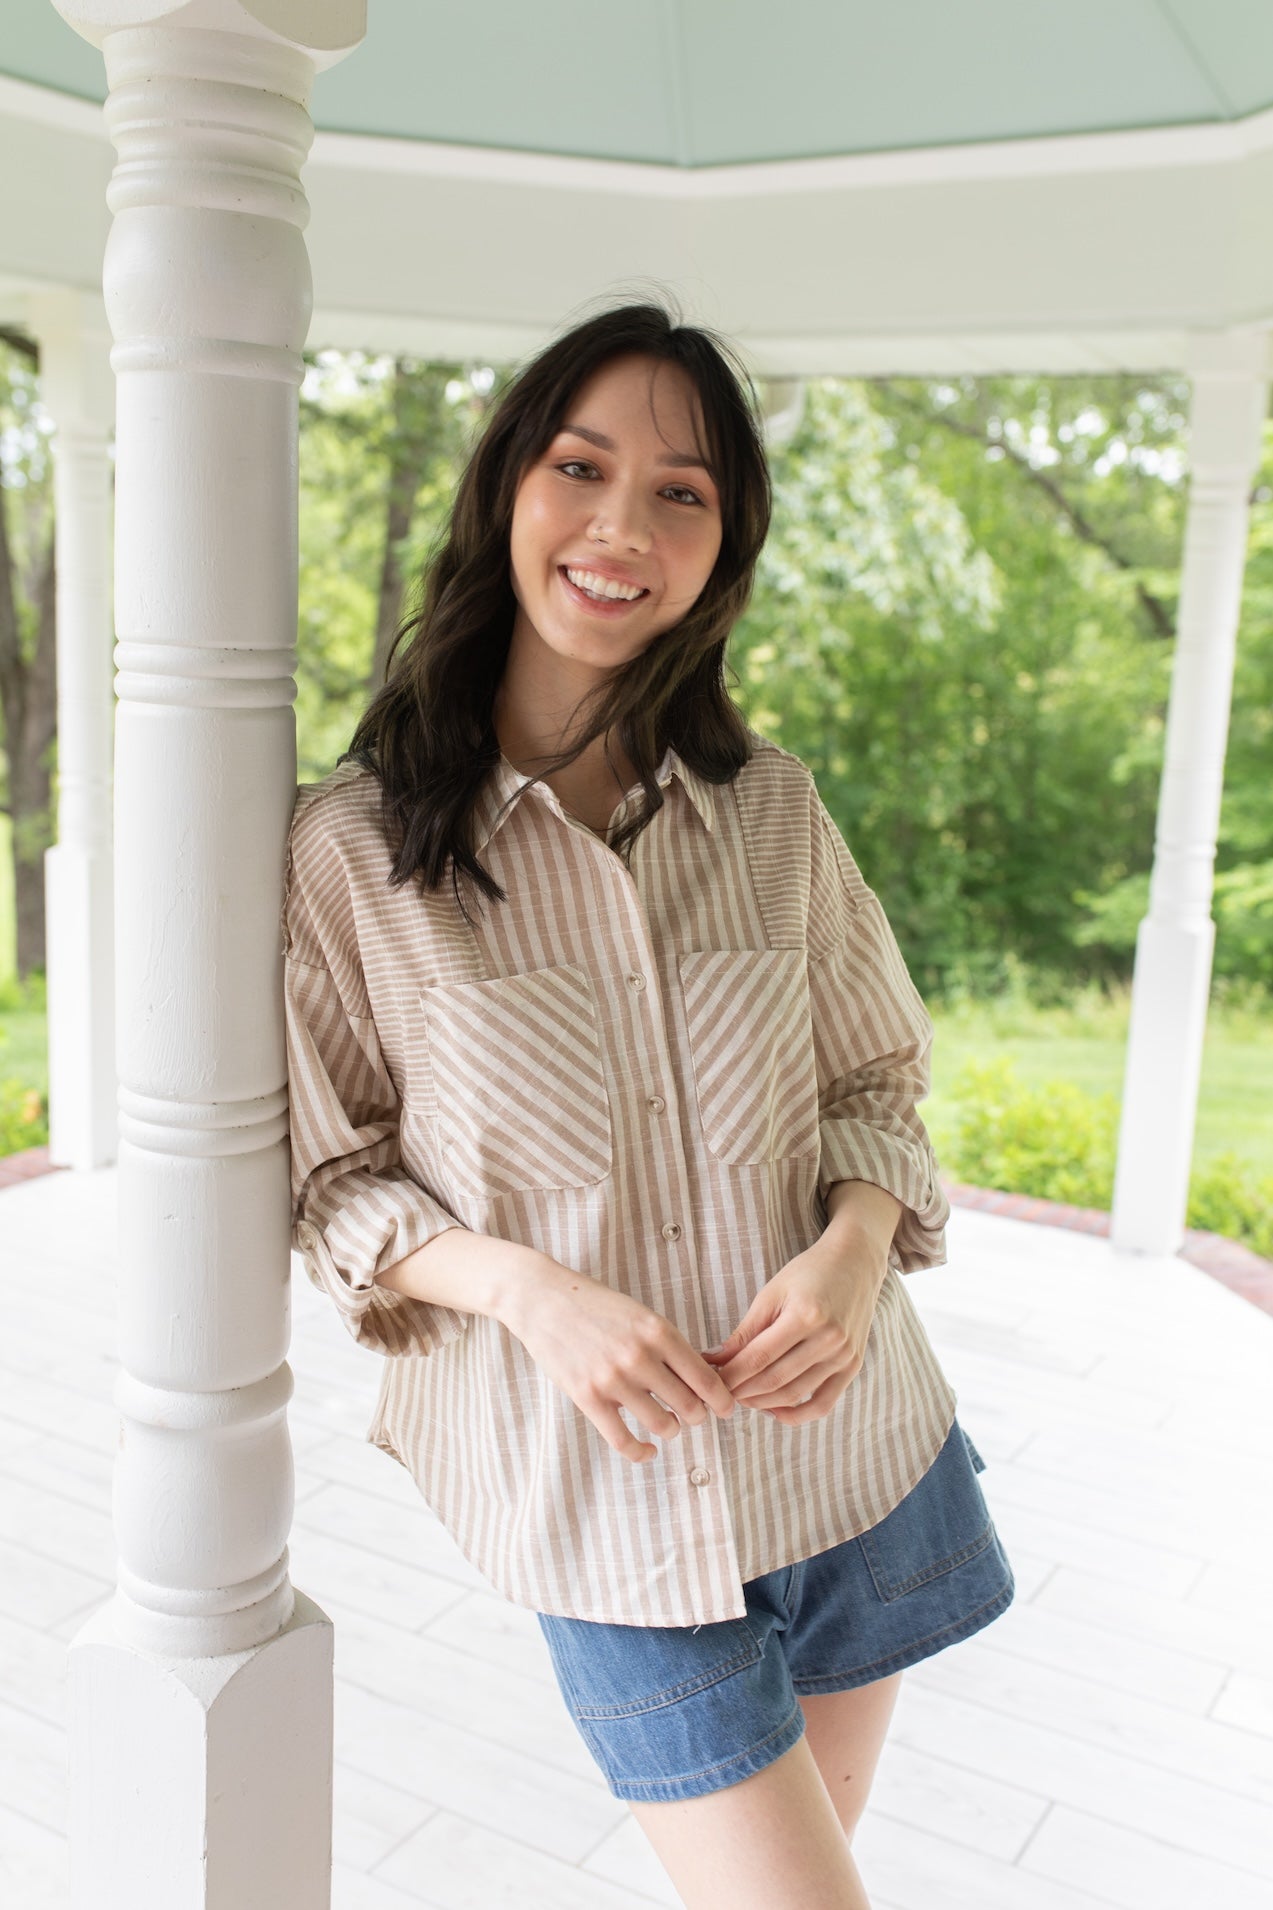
[496,351,726,825]
[334,298,771,910]
[283,296,1013,1910]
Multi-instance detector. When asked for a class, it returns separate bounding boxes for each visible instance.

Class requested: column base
[68,1587,334,1910]
[1111,913,1215,1257]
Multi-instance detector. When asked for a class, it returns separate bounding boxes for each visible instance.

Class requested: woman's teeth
[564,566,647,602]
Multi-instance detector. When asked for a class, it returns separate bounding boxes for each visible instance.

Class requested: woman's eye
[554,461,703,506]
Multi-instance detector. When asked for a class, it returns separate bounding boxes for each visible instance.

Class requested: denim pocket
[859,1423,995,1603]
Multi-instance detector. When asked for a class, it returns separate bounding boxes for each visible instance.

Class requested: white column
[1111,328,1271,1256]
[49,4,365,1907]
[29,287,118,1171]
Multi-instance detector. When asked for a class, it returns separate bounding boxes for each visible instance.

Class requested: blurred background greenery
[2,346,1269,1246]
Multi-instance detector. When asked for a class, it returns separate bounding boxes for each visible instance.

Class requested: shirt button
[689,1467,711,1487]
[661,1221,682,1241]
[646,1095,666,1114]
[627,972,646,992]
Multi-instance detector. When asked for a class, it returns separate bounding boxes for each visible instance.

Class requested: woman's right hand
[502,1259,738,1464]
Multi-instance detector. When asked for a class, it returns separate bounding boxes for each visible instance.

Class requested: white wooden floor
[1,1166,1271,1910]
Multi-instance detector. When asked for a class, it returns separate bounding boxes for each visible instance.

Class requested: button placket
[615,884,736,1577]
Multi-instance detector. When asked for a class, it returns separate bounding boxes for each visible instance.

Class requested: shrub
[1187,1151,1273,1260]
[942,1056,1272,1257]
[0,1077,47,1153]
[943,1057,1118,1208]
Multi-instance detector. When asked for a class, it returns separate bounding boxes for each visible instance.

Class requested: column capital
[1183,325,1273,382]
[50,0,365,68]
[26,289,115,434]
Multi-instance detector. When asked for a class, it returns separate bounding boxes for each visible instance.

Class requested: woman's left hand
[701,1234,889,1425]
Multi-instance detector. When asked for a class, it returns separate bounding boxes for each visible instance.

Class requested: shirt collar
[472,742,717,854]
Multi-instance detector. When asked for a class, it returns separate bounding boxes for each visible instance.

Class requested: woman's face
[507,352,723,682]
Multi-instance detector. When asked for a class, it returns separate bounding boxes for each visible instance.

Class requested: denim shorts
[536,1417,1014,1802]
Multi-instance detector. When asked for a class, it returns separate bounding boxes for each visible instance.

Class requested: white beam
[30,286,118,1171]
[1111,327,1271,1257]
[49,3,365,1906]
[3,64,1273,371]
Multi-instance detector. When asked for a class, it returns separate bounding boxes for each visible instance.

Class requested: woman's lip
[558,566,651,615]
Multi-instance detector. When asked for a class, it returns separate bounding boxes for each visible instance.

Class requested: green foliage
[295,350,501,781]
[0,972,46,1148]
[942,1056,1118,1207]
[731,374,1187,995]
[0,1074,46,1152]
[941,1054,1273,1255]
[0,969,45,1014]
[1187,1152,1273,1259]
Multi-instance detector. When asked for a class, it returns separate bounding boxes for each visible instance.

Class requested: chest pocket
[678,947,821,1165]
[420,964,613,1199]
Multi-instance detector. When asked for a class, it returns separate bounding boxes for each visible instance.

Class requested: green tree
[0,332,57,980]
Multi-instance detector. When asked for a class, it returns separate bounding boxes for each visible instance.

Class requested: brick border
[0,1145,63,1191]
[943,1178,1273,1318]
[2,1146,1270,1317]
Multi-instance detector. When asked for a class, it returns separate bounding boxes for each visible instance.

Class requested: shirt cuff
[293,1186,472,1358]
[818,1123,950,1272]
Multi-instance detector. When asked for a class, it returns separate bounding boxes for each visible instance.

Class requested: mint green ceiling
[7,0,1273,167]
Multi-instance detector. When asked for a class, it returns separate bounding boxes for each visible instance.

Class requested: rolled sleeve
[806,791,950,1272]
[283,804,469,1357]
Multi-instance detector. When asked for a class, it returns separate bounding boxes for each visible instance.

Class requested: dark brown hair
[341,295,772,920]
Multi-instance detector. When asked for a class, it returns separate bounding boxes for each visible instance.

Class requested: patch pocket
[859,1422,995,1603]
[540,1613,762,1722]
[678,946,821,1164]
[420,964,613,1197]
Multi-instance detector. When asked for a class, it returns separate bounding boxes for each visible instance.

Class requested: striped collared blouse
[282,730,957,1625]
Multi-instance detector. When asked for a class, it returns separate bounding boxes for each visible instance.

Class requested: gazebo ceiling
[7,0,1273,168]
[2,0,1273,375]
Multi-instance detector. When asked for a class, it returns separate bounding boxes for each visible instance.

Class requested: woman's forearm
[373,1225,572,1332]
[373,1180,902,1335]
[823,1178,903,1261]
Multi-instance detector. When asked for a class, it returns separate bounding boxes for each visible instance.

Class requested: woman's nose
[590,488,652,551]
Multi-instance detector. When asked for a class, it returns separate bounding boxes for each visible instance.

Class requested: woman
[283,299,1015,1910]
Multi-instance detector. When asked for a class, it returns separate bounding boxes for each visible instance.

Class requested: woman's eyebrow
[558,423,716,479]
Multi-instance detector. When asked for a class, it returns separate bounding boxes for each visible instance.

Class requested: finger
[639,1363,713,1428]
[716,1318,807,1392]
[741,1353,844,1409]
[663,1346,736,1418]
[594,1403,659,1463]
[618,1386,683,1446]
[731,1344,819,1403]
[765,1367,854,1422]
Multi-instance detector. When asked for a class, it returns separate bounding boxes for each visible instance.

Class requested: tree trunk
[368,358,436,693]
[0,481,57,980]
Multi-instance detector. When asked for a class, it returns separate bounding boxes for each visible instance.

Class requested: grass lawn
[925,986,1272,1176]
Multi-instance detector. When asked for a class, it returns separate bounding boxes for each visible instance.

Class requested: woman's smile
[558,564,652,616]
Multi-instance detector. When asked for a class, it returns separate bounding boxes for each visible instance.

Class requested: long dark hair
[340,295,772,919]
